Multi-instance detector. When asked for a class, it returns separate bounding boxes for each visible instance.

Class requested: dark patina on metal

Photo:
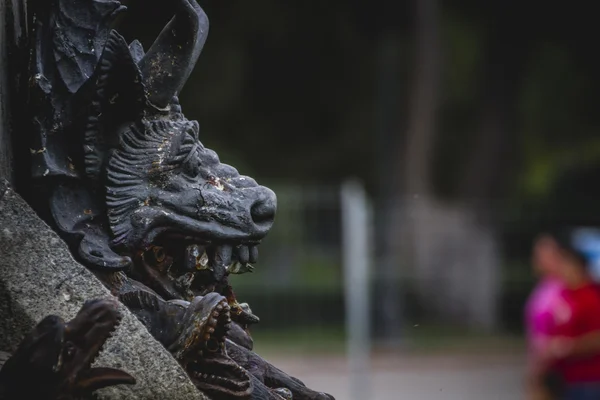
[23,0,333,398]
[0,299,135,400]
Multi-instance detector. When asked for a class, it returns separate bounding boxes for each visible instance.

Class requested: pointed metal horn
[138,0,209,109]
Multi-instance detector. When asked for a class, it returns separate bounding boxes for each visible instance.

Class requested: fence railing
[243,181,537,334]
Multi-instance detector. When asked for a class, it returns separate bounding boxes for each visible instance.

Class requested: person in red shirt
[535,227,600,400]
[525,234,567,400]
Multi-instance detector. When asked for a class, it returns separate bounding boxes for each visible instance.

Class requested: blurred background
[116,1,600,398]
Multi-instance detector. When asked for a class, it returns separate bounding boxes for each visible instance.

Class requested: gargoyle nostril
[250,188,277,225]
[250,201,275,224]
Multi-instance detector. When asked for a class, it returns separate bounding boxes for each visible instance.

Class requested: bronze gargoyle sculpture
[0,299,135,400]
[23,0,334,398]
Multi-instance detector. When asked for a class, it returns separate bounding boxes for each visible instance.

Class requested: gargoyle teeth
[209,245,233,281]
[236,245,249,264]
[185,244,210,271]
[182,243,260,285]
[226,261,254,275]
[249,246,258,263]
[198,251,209,269]
[175,272,195,290]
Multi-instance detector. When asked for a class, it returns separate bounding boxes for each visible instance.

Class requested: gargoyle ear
[49,183,132,271]
[128,40,146,64]
[80,30,147,181]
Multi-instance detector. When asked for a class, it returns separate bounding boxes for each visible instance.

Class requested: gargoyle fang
[227,262,255,275]
[199,251,209,268]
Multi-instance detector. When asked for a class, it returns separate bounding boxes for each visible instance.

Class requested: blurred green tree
[113,0,600,334]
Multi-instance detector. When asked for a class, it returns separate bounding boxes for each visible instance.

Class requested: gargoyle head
[37,0,272,360]
[106,115,276,288]
[0,299,135,400]
[177,294,253,399]
[66,12,277,300]
[120,290,253,399]
[36,14,276,315]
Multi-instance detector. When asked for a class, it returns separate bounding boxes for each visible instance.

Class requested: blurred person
[532,228,600,400]
[525,234,566,400]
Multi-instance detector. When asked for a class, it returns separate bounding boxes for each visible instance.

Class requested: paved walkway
[263,351,525,400]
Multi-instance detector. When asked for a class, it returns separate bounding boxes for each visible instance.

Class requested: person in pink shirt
[525,234,566,399]
[525,227,600,399]
[526,235,566,355]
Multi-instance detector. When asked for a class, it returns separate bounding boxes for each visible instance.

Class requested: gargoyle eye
[183,156,201,178]
[142,246,171,273]
[153,246,166,263]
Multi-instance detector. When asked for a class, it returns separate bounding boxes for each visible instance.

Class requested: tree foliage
[116,0,600,222]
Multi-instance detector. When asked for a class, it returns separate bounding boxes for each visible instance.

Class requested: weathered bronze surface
[0,299,135,400]
[19,0,333,398]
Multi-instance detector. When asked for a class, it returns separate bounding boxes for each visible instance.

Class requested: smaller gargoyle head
[121,289,254,399]
[0,298,135,400]
[170,293,254,399]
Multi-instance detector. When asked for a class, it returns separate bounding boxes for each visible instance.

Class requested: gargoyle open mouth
[127,231,262,354]
[0,299,135,399]
[133,235,259,295]
[136,231,257,297]
[189,352,253,398]
[57,298,135,393]
[176,294,253,398]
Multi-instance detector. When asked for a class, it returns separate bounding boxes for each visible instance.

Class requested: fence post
[341,179,371,400]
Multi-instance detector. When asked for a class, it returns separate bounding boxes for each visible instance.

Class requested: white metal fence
[236,180,529,400]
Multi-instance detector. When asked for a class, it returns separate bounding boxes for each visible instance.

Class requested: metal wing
[29,0,125,179]
[52,0,126,94]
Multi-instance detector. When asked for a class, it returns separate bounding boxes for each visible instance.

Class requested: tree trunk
[403,0,441,196]
[458,1,526,205]
[372,0,442,342]
[444,0,527,331]
[373,32,405,341]
[399,0,442,327]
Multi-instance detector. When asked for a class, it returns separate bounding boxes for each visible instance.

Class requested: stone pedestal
[0,180,207,400]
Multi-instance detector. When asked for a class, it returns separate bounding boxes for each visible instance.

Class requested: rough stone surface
[0,180,208,400]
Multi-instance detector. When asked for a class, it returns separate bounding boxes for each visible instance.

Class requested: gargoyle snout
[250,187,277,228]
[67,299,120,334]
